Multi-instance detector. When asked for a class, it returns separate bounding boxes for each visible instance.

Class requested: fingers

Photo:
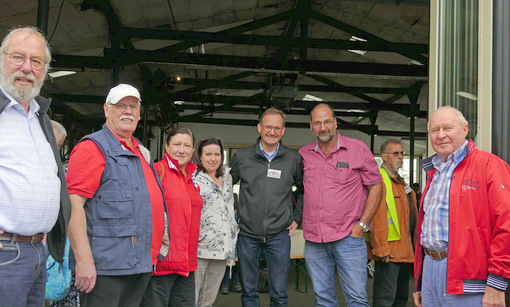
[413,291,422,307]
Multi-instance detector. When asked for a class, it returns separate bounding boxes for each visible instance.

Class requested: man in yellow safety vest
[368,139,418,307]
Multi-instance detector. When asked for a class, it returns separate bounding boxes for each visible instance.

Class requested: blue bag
[45,240,71,301]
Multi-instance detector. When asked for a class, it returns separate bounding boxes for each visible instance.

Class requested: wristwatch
[358,221,369,232]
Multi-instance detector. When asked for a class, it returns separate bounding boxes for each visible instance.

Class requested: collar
[0,84,51,115]
[431,140,469,169]
[164,152,198,175]
[259,139,280,156]
[313,132,342,152]
[381,163,397,178]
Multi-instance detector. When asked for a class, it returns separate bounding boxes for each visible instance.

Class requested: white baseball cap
[105,84,141,105]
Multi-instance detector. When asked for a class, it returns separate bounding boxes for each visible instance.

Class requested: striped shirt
[0,86,60,235]
[421,140,468,249]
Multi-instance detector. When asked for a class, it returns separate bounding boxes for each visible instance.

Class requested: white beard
[0,69,43,103]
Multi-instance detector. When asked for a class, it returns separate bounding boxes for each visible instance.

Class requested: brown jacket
[367,165,418,263]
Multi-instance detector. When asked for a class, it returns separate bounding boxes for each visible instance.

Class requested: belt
[424,247,447,260]
[0,232,44,244]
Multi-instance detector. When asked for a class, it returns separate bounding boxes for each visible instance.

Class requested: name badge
[267,169,282,179]
[337,161,349,168]
[405,185,413,194]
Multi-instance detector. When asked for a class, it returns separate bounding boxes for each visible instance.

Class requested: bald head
[51,120,67,150]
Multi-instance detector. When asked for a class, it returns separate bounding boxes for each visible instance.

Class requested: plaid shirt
[420,140,469,249]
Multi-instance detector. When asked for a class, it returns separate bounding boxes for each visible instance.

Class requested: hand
[413,291,422,307]
[227,258,236,267]
[382,254,394,263]
[482,286,505,307]
[0,229,3,248]
[287,221,298,236]
[351,223,364,238]
[74,260,97,293]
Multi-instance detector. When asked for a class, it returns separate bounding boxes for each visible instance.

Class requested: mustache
[119,115,135,121]
[13,71,36,82]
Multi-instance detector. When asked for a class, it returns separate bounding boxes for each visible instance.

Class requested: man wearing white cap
[66,84,167,307]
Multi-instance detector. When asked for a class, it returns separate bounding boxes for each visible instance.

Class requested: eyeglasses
[384,151,406,157]
[311,120,335,128]
[4,52,47,70]
[111,103,139,111]
[261,125,283,133]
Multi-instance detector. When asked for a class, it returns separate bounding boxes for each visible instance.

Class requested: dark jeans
[0,241,46,307]
[80,273,151,307]
[237,230,290,307]
[222,264,240,286]
[141,272,195,307]
[373,261,411,307]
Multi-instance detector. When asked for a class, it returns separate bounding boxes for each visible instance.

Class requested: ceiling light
[48,71,76,78]
[410,60,424,66]
[348,36,367,56]
[455,91,477,101]
[174,101,184,105]
[302,94,323,101]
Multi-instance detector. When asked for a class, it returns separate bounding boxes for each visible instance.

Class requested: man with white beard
[66,84,167,307]
[0,26,71,306]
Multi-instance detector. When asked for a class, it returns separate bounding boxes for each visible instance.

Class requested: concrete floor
[213,260,416,307]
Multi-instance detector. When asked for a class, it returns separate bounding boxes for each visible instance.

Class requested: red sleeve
[66,139,105,199]
[487,155,510,279]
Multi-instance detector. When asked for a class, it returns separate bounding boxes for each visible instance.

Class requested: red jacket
[414,141,510,294]
[152,153,203,276]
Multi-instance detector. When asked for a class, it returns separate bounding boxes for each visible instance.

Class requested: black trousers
[372,261,412,307]
[140,272,195,307]
[80,272,152,307]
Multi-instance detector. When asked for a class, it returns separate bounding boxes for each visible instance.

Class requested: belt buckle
[433,249,441,259]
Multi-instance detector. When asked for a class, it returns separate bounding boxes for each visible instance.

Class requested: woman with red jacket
[141,127,203,306]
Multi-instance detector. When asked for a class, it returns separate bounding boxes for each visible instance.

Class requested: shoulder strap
[156,162,165,181]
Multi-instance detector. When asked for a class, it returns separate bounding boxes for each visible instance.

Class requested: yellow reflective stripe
[380,168,401,241]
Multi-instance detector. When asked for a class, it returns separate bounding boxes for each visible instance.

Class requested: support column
[493,0,510,164]
[37,0,50,34]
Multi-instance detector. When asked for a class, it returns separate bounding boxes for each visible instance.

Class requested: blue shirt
[259,141,280,162]
[420,140,469,249]
[0,85,60,235]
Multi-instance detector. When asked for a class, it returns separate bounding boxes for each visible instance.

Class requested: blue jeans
[222,263,240,286]
[237,230,290,307]
[305,235,369,307]
[0,241,47,307]
[422,255,484,306]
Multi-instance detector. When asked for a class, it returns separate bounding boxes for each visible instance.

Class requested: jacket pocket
[95,190,134,219]
[92,225,139,270]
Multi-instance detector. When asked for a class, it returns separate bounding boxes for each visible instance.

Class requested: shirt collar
[313,132,342,152]
[432,139,469,169]
[0,84,40,117]
[381,163,397,178]
[259,140,280,157]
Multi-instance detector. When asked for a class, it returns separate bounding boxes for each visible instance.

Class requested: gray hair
[50,120,67,138]
[380,139,402,154]
[0,26,52,76]
[427,106,468,131]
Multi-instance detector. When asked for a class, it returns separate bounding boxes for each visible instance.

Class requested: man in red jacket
[413,106,510,307]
